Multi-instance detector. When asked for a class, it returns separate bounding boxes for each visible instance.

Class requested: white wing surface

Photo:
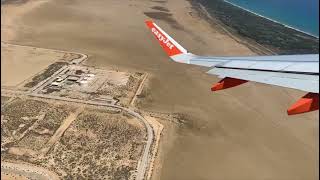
[145,20,319,115]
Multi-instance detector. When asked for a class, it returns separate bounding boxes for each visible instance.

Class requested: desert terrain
[1,97,148,179]
[1,41,157,179]
[1,0,318,180]
[1,43,65,87]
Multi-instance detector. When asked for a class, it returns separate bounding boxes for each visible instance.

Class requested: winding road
[1,46,154,180]
[28,93,154,180]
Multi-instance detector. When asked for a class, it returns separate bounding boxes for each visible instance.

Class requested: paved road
[28,93,154,180]
[1,44,153,179]
[2,90,154,180]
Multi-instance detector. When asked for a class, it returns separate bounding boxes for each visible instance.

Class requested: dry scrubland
[40,109,145,179]
[1,98,73,150]
[1,0,318,179]
[1,96,11,106]
[1,98,146,179]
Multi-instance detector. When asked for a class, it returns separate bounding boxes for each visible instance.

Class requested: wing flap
[191,55,319,73]
[145,20,319,115]
[207,68,319,93]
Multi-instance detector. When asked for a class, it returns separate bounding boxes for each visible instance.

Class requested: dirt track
[1,161,59,180]
[40,107,83,155]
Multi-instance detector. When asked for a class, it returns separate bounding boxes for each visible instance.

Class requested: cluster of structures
[33,63,144,105]
[49,66,95,88]
[1,44,153,180]
[34,63,143,106]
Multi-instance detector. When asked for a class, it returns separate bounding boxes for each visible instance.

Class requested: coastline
[194,0,319,54]
[2,0,318,180]
[194,1,276,55]
[223,0,319,39]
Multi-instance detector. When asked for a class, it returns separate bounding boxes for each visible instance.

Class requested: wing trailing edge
[145,20,319,115]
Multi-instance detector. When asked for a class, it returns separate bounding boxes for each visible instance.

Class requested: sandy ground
[1,43,64,87]
[1,173,29,180]
[144,115,164,180]
[1,161,59,180]
[1,0,318,180]
[1,0,49,41]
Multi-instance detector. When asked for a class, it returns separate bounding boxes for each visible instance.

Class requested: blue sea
[224,0,319,37]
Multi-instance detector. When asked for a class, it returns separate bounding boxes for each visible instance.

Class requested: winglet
[145,20,188,57]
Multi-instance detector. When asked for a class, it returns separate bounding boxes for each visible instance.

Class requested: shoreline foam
[223,0,319,39]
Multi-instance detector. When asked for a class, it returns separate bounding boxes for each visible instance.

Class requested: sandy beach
[1,0,318,180]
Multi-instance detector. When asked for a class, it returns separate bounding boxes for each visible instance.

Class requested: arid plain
[1,0,318,180]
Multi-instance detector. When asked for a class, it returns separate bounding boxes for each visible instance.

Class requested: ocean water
[224,0,319,37]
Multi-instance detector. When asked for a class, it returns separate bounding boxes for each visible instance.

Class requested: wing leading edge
[145,20,319,115]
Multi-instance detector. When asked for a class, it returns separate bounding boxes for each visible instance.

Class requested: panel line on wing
[214,66,319,75]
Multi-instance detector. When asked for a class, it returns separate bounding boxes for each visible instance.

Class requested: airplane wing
[145,20,319,115]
